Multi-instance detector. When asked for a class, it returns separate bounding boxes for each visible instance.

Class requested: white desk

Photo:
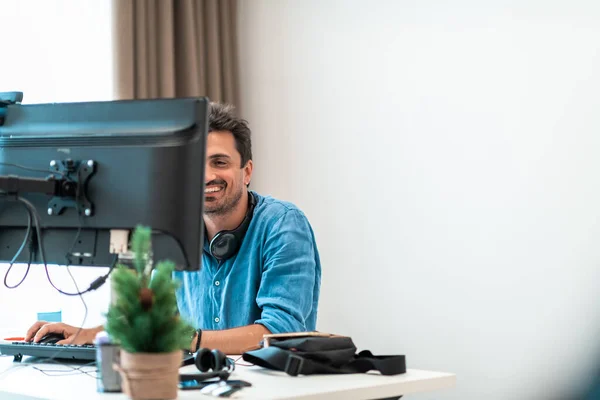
[0,355,455,400]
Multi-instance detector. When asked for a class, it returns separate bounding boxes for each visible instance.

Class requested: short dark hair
[208,102,252,167]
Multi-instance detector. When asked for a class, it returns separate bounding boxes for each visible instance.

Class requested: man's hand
[24,321,102,345]
[198,324,270,354]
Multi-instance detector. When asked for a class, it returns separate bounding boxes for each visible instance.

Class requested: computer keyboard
[0,341,96,362]
[1,342,196,365]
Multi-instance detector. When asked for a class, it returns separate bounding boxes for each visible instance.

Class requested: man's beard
[204,181,244,216]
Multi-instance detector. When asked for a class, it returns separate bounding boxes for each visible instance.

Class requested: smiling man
[173,102,322,354]
[25,103,322,355]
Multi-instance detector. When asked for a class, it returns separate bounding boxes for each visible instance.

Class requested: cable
[29,359,98,379]
[0,161,66,177]
[32,365,98,379]
[2,197,34,289]
[57,184,89,351]
[3,251,33,289]
[44,253,118,296]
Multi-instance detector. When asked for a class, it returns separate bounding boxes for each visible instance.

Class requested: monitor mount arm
[0,159,97,217]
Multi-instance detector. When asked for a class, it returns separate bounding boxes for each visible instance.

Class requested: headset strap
[242,347,406,377]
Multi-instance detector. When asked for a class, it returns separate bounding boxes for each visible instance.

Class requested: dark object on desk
[182,349,196,366]
[38,332,65,345]
[0,92,209,271]
[180,348,235,383]
[243,335,407,377]
[200,380,251,398]
[179,379,251,391]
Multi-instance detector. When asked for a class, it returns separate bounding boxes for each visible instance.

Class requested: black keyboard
[0,341,96,362]
[1,342,196,365]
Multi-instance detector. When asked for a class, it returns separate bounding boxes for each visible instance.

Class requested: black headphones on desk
[180,348,235,382]
[209,191,256,261]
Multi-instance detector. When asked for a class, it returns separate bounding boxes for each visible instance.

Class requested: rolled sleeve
[254,209,318,334]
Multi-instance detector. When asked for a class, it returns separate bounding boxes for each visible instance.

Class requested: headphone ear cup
[195,348,212,372]
[208,192,256,261]
[211,349,226,371]
[210,232,237,260]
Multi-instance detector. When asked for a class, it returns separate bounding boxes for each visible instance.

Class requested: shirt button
[215,281,220,286]
[214,317,220,323]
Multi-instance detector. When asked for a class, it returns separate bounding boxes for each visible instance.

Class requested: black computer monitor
[0,93,208,271]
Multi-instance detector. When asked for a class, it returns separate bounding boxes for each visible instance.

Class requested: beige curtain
[112,0,239,104]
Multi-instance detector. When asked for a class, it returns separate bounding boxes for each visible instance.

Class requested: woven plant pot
[114,350,182,400]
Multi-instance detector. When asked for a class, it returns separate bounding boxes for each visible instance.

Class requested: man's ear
[243,160,254,186]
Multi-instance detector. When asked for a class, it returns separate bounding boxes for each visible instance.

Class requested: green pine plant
[105,225,194,353]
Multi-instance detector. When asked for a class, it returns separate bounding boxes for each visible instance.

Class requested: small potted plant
[106,226,193,400]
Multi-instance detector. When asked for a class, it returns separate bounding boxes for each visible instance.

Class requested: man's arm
[253,209,320,333]
[190,324,271,354]
[189,209,320,354]
[24,320,269,354]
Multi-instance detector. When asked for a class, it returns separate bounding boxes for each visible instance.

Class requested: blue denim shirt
[173,191,321,334]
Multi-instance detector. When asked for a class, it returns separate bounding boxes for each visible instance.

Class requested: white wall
[0,0,114,332]
[238,1,600,399]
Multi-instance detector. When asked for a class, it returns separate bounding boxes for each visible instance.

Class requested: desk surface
[0,355,455,400]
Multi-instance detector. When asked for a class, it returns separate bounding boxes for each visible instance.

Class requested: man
[24,103,322,355]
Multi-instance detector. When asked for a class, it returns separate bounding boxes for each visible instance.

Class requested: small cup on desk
[37,311,62,323]
[95,331,122,393]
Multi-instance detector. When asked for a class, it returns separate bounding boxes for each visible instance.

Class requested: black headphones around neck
[209,191,256,261]
[180,348,235,382]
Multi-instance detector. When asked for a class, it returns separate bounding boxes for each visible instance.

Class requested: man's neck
[204,190,249,242]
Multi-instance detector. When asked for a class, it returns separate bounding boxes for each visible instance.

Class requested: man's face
[204,131,253,216]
